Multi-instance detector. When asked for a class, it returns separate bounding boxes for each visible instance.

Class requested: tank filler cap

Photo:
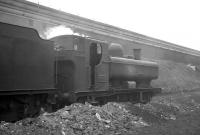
[108,43,124,57]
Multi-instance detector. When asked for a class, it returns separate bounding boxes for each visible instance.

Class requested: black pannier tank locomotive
[0,22,161,121]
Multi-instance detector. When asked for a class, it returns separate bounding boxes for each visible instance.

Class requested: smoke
[44,25,90,39]
[44,25,73,39]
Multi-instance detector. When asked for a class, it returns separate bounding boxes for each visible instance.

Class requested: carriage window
[97,43,102,54]
[73,44,78,50]
[90,43,102,66]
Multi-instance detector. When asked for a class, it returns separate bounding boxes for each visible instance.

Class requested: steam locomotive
[0,22,161,121]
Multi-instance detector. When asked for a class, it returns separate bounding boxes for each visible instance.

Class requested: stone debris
[1,92,200,135]
[0,102,148,135]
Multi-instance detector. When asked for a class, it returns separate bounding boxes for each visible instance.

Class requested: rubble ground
[0,102,148,135]
[128,91,200,135]
[1,91,200,135]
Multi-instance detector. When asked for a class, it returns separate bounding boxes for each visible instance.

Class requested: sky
[27,0,200,51]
